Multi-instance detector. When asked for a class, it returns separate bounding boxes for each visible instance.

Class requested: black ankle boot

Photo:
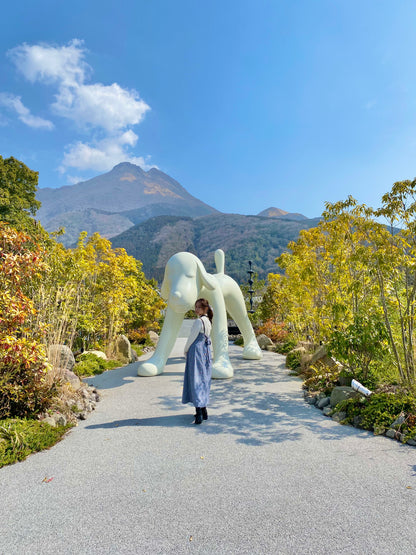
[194,407,203,425]
[201,407,208,420]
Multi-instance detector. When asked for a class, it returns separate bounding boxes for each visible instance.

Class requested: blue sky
[1,1,416,218]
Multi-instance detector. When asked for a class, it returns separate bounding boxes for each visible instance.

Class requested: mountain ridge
[110,213,321,283]
[36,162,219,245]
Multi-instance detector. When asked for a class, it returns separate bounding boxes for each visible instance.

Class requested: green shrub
[73,353,122,377]
[130,344,143,358]
[275,339,296,354]
[303,361,342,394]
[333,393,416,439]
[0,366,58,420]
[0,418,72,468]
[286,350,302,370]
[234,336,244,346]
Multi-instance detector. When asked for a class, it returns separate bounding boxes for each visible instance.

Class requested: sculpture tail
[215,249,225,274]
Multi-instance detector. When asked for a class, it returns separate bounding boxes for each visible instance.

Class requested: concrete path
[1,335,416,554]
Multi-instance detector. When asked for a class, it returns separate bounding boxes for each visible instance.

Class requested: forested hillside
[110,213,321,283]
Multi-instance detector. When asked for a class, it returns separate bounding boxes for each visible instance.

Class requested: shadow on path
[86,414,192,429]
[86,348,376,447]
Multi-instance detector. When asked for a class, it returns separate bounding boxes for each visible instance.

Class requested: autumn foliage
[0,223,55,418]
[260,182,416,387]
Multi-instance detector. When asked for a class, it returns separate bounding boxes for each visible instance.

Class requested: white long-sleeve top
[184,316,212,355]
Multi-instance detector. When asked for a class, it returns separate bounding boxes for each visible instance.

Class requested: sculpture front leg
[137,308,184,376]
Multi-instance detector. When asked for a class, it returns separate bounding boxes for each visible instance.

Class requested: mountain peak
[257,207,308,221]
[257,207,288,217]
[111,161,145,173]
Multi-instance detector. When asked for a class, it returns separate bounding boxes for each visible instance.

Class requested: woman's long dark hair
[196,298,213,323]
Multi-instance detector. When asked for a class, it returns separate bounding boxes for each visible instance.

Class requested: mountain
[110,213,321,283]
[257,207,307,221]
[36,162,219,246]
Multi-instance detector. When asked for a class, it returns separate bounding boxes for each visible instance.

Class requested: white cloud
[7,39,153,175]
[8,39,149,132]
[8,39,89,87]
[61,131,156,174]
[53,82,149,131]
[66,175,86,185]
[0,93,54,129]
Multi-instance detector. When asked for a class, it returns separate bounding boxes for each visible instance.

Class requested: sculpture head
[160,252,217,313]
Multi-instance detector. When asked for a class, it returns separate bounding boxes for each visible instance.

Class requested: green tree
[0,156,41,230]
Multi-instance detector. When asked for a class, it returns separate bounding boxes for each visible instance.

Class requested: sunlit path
[1,338,415,554]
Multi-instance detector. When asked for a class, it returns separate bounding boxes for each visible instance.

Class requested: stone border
[304,390,416,447]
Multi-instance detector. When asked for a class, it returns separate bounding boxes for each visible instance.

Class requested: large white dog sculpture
[137,249,262,378]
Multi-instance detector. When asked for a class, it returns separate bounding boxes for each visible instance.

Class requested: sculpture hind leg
[222,280,262,360]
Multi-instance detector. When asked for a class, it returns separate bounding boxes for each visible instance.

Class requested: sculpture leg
[225,294,262,361]
[137,308,184,376]
[206,291,234,378]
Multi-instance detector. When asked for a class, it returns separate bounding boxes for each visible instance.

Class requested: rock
[386,429,397,439]
[300,353,313,369]
[406,438,416,446]
[52,413,67,426]
[62,369,82,390]
[297,341,318,351]
[131,348,139,362]
[332,411,347,423]
[256,334,274,350]
[323,407,332,416]
[353,416,363,428]
[148,331,159,346]
[390,413,406,429]
[330,386,360,408]
[108,334,134,362]
[48,344,75,371]
[266,345,275,352]
[309,345,338,368]
[83,350,107,360]
[42,416,56,427]
[317,397,331,409]
[304,393,318,405]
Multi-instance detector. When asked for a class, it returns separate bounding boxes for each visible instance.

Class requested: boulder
[304,392,318,405]
[317,397,331,409]
[83,350,107,360]
[52,412,67,426]
[63,369,82,390]
[297,341,318,352]
[330,386,360,408]
[257,334,274,350]
[301,353,313,369]
[108,334,134,362]
[332,411,347,423]
[323,406,332,416]
[148,331,159,346]
[48,345,75,371]
[310,345,337,368]
[390,413,405,429]
[42,416,56,427]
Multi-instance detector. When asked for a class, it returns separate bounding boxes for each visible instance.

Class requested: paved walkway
[1,335,416,554]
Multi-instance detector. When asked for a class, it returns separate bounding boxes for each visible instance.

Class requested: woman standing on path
[182,298,213,425]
